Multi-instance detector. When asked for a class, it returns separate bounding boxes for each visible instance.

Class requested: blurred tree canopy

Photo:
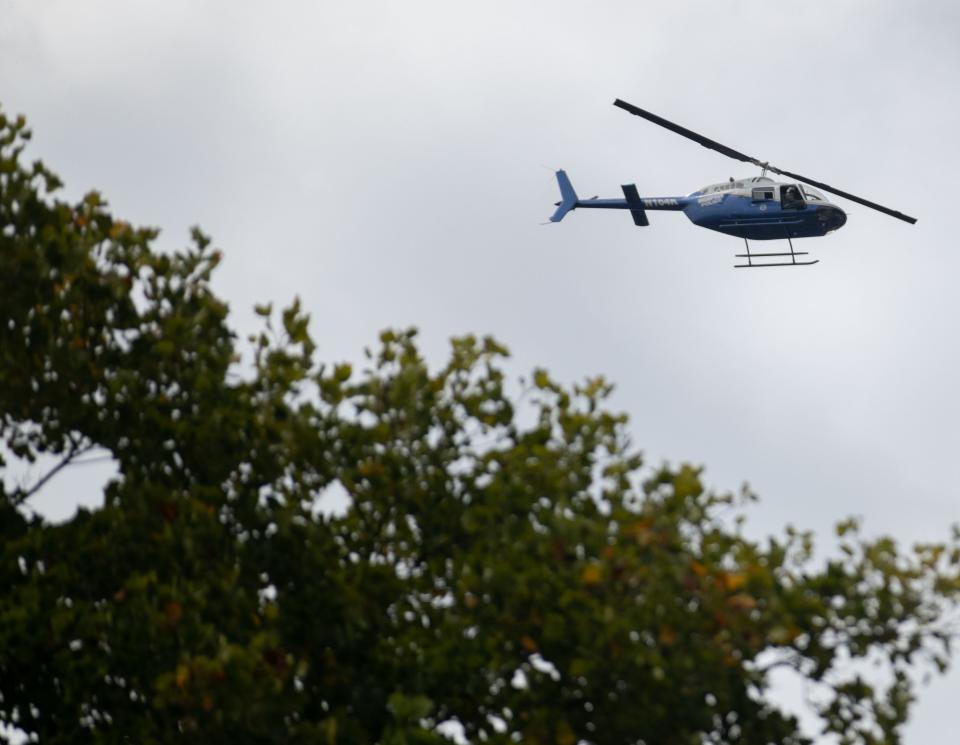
[2,109,959,745]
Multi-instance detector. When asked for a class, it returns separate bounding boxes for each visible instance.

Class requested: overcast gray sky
[2,1,959,740]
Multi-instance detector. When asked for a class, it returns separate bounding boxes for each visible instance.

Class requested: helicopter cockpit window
[752,187,775,201]
[799,185,825,202]
[780,184,805,209]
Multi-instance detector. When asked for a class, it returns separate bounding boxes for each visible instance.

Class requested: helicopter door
[780,184,805,210]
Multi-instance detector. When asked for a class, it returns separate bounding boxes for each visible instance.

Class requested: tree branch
[11,440,96,507]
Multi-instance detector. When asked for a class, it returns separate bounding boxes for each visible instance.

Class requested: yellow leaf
[718,572,746,592]
[727,593,757,611]
[175,664,189,689]
[581,564,603,585]
[658,626,676,646]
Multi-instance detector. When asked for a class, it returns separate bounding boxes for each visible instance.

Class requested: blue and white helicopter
[550,99,916,268]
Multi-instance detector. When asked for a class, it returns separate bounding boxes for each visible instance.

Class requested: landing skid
[734,236,818,269]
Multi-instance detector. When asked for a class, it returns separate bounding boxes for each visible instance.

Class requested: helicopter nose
[817,205,847,231]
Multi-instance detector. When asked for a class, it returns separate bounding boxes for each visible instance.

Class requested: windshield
[800,185,826,202]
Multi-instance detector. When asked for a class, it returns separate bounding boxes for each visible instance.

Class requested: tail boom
[549,170,685,227]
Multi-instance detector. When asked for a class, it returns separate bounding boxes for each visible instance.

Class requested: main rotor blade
[762,166,917,224]
[612,98,917,224]
[613,99,764,169]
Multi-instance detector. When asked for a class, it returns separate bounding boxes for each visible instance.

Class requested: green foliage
[2,108,960,744]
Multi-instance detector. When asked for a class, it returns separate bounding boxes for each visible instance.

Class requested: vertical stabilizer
[550,170,579,222]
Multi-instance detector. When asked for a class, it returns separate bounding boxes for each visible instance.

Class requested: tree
[1,107,959,745]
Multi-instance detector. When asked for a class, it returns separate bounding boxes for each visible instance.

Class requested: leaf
[718,572,746,592]
[176,664,190,689]
[165,601,183,626]
[388,692,434,721]
[155,340,175,356]
[836,517,861,537]
[533,368,551,389]
[769,625,800,645]
[659,626,676,646]
[556,720,577,745]
[581,564,603,585]
[727,593,758,611]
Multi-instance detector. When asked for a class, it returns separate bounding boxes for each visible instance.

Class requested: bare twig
[70,455,116,467]
[11,440,97,507]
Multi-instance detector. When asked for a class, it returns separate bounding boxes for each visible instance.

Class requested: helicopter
[549,99,917,268]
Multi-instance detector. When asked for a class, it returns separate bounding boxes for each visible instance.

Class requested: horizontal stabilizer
[621,184,649,227]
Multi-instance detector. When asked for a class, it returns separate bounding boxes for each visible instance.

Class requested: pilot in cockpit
[781,185,803,208]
